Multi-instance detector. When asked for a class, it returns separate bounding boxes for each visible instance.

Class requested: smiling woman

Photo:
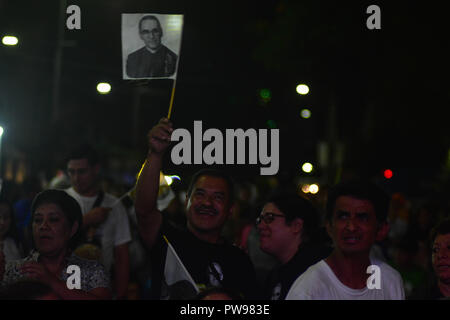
[256,194,331,300]
[0,190,111,300]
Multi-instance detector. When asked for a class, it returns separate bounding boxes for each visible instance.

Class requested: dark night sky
[0,0,449,194]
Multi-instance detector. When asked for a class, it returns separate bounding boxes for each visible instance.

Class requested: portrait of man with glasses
[124,15,179,79]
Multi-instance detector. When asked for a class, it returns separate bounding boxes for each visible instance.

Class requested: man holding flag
[135,118,257,299]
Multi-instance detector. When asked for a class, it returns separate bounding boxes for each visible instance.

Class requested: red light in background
[384,169,393,179]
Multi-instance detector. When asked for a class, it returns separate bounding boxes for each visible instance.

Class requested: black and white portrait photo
[122,14,183,79]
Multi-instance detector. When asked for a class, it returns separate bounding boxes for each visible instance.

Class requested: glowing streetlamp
[2,36,18,46]
[296,84,309,95]
[302,162,313,173]
[97,82,111,94]
[301,184,310,193]
[309,184,319,194]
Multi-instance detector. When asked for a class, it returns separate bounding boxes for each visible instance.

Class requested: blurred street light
[97,82,111,94]
[384,169,393,179]
[302,162,313,173]
[309,184,319,194]
[301,184,310,193]
[296,84,309,95]
[2,36,18,46]
[301,109,311,119]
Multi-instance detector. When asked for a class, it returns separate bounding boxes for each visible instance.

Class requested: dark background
[0,0,449,197]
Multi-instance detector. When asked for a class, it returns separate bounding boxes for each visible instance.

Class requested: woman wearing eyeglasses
[256,193,332,300]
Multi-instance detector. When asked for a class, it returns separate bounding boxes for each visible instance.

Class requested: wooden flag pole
[167,14,184,120]
[167,79,177,119]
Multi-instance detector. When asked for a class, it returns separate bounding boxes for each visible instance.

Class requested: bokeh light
[97,82,111,94]
[309,184,319,194]
[301,109,311,119]
[384,169,393,179]
[2,36,18,46]
[302,162,313,173]
[296,84,309,95]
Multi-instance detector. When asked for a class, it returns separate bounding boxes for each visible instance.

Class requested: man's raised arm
[135,118,173,249]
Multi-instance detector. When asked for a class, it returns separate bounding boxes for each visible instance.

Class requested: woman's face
[257,202,295,256]
[32,203,77,256]
[0,203,12,239]
[432,233,450,283]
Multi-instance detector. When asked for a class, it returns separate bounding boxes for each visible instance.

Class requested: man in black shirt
[257,194,331,300]
[126,15,177,78]
[135,118,257,299]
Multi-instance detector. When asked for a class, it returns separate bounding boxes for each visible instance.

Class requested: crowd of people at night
[0,118,449,300]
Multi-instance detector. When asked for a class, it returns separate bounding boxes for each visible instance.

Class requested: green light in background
[260,88,271,99]
[267,120,277,129]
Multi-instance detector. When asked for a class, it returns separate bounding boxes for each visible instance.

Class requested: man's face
[67,159,98,196]
[327,196,380,255]
[257,202,300,257]
[185,176,232,235]
[432,233,450,283]
[140,19,162,50]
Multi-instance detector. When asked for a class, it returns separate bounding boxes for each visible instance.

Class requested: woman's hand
[20,261,59,287]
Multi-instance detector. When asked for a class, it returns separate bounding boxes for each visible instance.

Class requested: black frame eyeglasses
[256,213,285,225]
[140,28,161,36]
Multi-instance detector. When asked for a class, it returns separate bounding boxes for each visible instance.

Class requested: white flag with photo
[162,235,199,299]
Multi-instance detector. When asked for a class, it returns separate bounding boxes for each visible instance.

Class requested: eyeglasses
[256,213,285,225]
[140,28,161,36]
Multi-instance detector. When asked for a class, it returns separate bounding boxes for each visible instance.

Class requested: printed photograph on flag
[122,13,183,80]
[160,236,199,300]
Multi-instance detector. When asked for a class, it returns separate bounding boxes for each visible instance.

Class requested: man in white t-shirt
[286,181,405,300]
[65,145,131,299]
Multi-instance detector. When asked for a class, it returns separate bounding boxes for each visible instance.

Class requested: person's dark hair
[66,144,99,166]
[429,218,450,247]
[186,169,235,204]
[326,180,390,223]
[139,15,162,34]
[267,193,319,243]
[29,189,83,251]
[0,197,21,243]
